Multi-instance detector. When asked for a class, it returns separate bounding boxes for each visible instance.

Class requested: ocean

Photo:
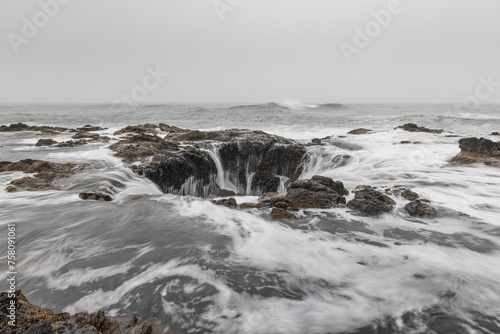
[1,102,500,333]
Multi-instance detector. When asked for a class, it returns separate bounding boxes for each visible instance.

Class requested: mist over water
[1,103,500,333]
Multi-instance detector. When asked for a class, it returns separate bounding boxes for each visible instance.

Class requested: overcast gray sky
[1,0,500,104]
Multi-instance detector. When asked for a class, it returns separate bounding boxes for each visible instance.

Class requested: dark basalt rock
[311,175,349,196]
[113,124,159,136]
[213,189,236,197]
[396,123,443,134]
[405,200,437,218]
[285,179,346,209]
[386,186,419,200]
[109,134,179,162]
[110,125,306,197]
[258,192,286,207]
[76,125,106,132]
[450,137,500,166]
[401,190,419,201]
[35,139,57,146]
[55,140,88,148]
[137,150,218,196]
[0,290,161,334]
[158,123,188,133]
[72,132,101,140]
[0,123,70,134]
[0,159,78,192]
[492,132,500,136]
[311,138,322,145]
[0,122,30,132]
[348,128,373,135]
[347,186,396,216]
[165,129,295,144]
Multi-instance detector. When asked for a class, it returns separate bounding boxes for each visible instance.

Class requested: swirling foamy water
[1,103,500,333]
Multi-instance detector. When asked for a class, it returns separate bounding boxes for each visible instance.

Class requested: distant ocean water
[1,103,500,333]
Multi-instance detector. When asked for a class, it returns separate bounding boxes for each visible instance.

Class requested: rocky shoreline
[1,122,499,208]
[0,291,162,334]
[1,121,499,332]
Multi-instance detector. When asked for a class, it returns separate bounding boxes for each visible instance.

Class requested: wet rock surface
[347,186,396,216]
[347,128,373,135]
[0,159,79,192]
[0,291,162,334]
[109,134,179,162]
[386,186,419,200]
[450,137,500,166]
[110,125,306,197]
[311,175,349,196]
[405,200,437,219]
[76,125,106,132]
[285,179,346,209]
[396,123,444,134]
[212,198,237,208]
[35,139,57,146]
[113,124,160,136]
[270,208,297,219]
[258,192,286,207]
[79,185,116,202]
[0,123,70,134]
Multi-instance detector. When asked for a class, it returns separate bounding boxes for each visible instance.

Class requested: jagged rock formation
[109,125,307,197]
[450,137,500,166]
[35,133,110,148]
[405,200,437,219]
[0,159,79,192]
[0,123,70,134]
[347,186,396,216]
[385,186,419,200]
[0,291,161,334]
[285,179,347,209]
[0,123,106,134]
[396,123,443,134]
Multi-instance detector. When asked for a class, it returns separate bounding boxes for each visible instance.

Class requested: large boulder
[311,175,349,195]
[450,137,500,166]
[347,186,396,216]
[285,179,346,209]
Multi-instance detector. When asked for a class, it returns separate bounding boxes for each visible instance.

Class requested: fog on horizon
[1,0,500,105]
